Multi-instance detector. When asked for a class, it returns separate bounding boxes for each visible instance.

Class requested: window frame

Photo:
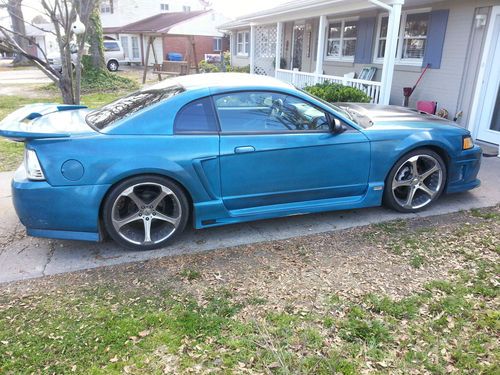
[100,0,112,13]
[213,37,222,52]
[324,17,359,62]
[373,8,431,66]
[160,3,169,11]
[182,5,191,12]
[213,90,338,135]
[236,31,250,57]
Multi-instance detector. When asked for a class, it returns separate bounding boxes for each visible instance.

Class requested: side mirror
[330,118,346,134]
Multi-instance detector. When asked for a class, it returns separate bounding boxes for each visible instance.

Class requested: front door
[291,23,304,70]
[474,6,500,145]
[214,91,371,211]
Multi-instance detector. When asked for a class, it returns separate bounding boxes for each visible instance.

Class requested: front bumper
[445,145,482,194]
[11,166,110,242]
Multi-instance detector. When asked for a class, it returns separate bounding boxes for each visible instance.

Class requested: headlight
[24,149,45,180]
[462,136,474,150]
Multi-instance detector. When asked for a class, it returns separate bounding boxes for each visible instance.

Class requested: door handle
[234,146,255,154]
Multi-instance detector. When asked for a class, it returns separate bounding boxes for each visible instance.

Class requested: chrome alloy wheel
[391,154,443,210]
[111,182,182,246]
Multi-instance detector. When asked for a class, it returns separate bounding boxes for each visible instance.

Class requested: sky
[1,0,291,24]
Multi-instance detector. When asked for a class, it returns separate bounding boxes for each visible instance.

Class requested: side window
[174,97,218,133]
[214,91,330,133]
[104,42,120,52]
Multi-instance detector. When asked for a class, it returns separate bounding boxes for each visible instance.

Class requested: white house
[221,0,500,150]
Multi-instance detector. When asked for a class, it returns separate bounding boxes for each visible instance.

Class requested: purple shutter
[354,17,376,64]
[423,9,449,69]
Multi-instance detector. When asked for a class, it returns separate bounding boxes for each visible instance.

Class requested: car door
[214,91,371,211]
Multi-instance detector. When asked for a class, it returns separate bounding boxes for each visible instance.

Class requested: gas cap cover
[61,159,84,181]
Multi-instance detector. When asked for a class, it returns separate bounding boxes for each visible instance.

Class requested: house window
[100,0,112,14]
[160,3,169,11]
[131,36,140,59]
[213,37,222,52]
[182,5,191,12]
[325,19,358,60]
[236,31,249,56]
[374,10,430,65]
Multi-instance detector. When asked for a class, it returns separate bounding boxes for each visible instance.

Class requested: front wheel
[102,175,189,250]
[384,149,446,213]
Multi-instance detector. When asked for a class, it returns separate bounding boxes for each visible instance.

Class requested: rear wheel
[102,175,189,250]
[384,149,446,213]
[107,60,119,72]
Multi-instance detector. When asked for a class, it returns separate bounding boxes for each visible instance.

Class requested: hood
[337,103,463,132]
[0,103,96,141]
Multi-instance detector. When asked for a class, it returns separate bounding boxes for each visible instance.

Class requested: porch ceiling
[219,0,432,29]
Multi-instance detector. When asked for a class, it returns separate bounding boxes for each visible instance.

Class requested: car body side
[11,85,482,241]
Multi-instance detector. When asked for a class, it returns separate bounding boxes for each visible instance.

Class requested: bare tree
[0,0,102,104]
[2,0,29,65]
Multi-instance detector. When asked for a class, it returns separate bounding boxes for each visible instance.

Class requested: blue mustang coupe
[0,73,481,250]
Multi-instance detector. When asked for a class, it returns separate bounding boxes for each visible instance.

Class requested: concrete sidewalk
[0,157,499,284]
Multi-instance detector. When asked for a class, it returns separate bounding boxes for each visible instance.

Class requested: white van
[48,40,128,72]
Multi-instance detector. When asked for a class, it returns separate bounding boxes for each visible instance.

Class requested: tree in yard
[0,0,106,104]
[2,0,29,65]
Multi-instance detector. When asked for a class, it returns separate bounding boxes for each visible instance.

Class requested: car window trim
[173,95,221,134]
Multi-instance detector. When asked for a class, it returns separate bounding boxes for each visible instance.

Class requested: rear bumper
[11,166,109,242]
[445,145,482,194]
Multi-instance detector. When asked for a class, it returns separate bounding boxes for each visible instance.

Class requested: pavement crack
[42,242,56,276]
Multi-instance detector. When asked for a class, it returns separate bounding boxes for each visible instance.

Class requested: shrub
[304,82,371,103]
[198,60,220,73]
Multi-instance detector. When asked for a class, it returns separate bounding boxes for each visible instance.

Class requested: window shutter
[423,9,449,69]
[354,17,376,64]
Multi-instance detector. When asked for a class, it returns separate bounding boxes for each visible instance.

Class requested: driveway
[0,67,52,97]
[0,156,499,284]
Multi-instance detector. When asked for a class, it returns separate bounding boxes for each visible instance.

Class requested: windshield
[299,89,358,125]
[85,86,184,129]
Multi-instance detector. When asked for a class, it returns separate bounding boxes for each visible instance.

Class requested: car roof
[146,72,295,91]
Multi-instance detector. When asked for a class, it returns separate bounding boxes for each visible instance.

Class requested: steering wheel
[311,116,330,130]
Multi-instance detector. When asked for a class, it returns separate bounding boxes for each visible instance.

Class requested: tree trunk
[6,0,30,65]
[86,2,105,69]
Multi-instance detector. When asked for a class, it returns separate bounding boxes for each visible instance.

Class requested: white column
[315,15,327,82]
[249,23,256,74]
[379,0,403,105]
[274,22,283,77]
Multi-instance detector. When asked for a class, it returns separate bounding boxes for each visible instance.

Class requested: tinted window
[86,86,184,129]
[174,97,218,133]
[214,91,330,132]
[104,42,120,51]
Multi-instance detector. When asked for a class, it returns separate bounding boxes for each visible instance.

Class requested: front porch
[225,0,406,105]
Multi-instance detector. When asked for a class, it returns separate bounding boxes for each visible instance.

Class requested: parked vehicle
[0,73,482,250]
[47,40,127,72]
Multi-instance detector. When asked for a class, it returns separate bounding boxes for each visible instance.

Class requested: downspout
[250,23,256,74]
[369,0,404,105]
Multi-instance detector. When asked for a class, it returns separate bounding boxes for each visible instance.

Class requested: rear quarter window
[174,97,218,133]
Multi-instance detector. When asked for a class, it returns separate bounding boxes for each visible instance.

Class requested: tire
[383,148,446,213]
[102,175,189,250]
[107,60,119,72]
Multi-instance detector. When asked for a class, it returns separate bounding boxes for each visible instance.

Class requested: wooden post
[142,36,152,84]
[189,35,199,73]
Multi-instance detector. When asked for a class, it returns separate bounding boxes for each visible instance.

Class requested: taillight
[24,149,45,180]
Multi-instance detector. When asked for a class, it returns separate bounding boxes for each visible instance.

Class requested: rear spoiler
[0,103,87,141]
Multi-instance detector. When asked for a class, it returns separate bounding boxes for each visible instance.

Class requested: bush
[198,60,220,73]
[304,82,371,103]
[80,67,139,93]
[198,51,250,74]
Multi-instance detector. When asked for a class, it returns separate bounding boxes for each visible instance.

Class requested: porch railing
[275,69,381,104]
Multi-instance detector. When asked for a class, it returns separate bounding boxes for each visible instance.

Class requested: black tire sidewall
[102,175,189,250]
[383,148,447,213]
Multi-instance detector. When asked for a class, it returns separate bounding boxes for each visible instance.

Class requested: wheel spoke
[123,189,146,209]
[143,218,152,243]
[393,179,413,189]
[404,186,417,208]
[419,165,439,180]
[150,189,169,209]
[409,156,419,176]
[418,183,436,198]
[114,213,141,229]
[153,212,180,226]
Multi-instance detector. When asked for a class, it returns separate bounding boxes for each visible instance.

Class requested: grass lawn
[0,207,498,374]
[0,92,124,172]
